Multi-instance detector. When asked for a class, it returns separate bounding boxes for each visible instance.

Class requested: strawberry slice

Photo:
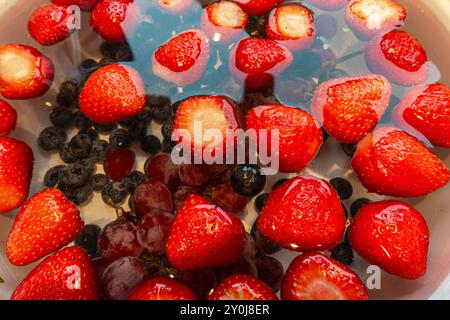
[166,194,245,271]
[209,274,278,300]
[152,29,210,87]
[281,252,368,300]
[0,137,33,213]
[305,0,349,11]
[79,63,146,124]
[0,99,17,136]
[129,276,197,300]
[394,83,450,148]
[0,43,54,100]
[157,0,194,15]
[6,188,84,266]
[234,0,284,16]
[349,200,429,279]
[11,246,99,300]
[311,74,391,144]
[345,0,407,40]
[230,37,293,89]
[266,4,316,52]
[352,127,450,197]
[52,0,100,11]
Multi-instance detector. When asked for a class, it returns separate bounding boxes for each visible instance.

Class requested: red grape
[256,255,284,293]
[103,148,136,181]
[203,183,250,214]
[133,179,174,216]
[175,268,218,299]
[173,186,200,212]
[179,164,209,187]
[137,210,174,255]
[145,153,180,191]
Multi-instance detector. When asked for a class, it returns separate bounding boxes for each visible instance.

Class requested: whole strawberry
[52,0,100,11]
[0,99,17,136]
[281,252,368,300]
[257,175,346,251]
[352,127,450,197]
[209,274,277,300]
[246,104,323,173]
[11,246,99,300]
[166,194,245,271]
[0,137,33,213]
[79,64,146,124]
[129,276,197,300]
[349,200,429,279]
[311,74,391,144]
[234,0,283,16]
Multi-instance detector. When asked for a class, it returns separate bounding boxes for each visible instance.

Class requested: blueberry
[162,139,176,153]
[114,44,133,62]
[122,171,147,193]
[44,165,65,187]
[330,177,353,200]
[350,198,372,218]
[251,221,281,255]
[171,101,181,114]
[59,144,77,163]
[231,165,266,197]
[148,95,172,123]
[60,162,92,187]
[109,128,131,148]
[89,139,111,163]
[140,135,161,154]
[69,133,93,159]
[272,179,288,191]
[62,184,93,206]
[129,120,148,140]
[73,111,93,129]
[76,158,96,176]
[254,193,269,213]
[74,224,101,257]
[101,182,128,205]
[98,57,115,67]
[93,122,117,134]
[38,126,67,152]
[161,118,174,140]
[319,68,349,84]
[78,59,99,75]
[79,127,99,141]
[90,174,109,192]
[340,143,356,158]
[331,242,354,265]
[100,41,127,59]
[56,80,79,107]
[50,107,74,128]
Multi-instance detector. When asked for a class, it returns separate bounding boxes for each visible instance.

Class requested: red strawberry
[6,188,84,266]
[352,127,450,197]
[345,0,407,40]
[365,30,429,86]
[152,29,210,87]
[157,0,194,15]
[0,99,17,136]
[234,0,284,16]
[52,0,100,11]
[246,104,323,173]
[257,175,346,251]
[79,64,146,124]
[203,183,250,214]
[266,4,316,52]
[0,44,54,100]
[311,74,391,144]
[11,246,99,300]
[201,1,248,44]
[281,252,368,300]
[0,137,33,213]
[230,37,293,89]
[28,3,75,46]
[305,0,349,11]
[209,274,277,300]
[166,194,245,271]
[393,83,450,148]
[90,0,140,42]
[349,200,429,279]
[129,276,197,300]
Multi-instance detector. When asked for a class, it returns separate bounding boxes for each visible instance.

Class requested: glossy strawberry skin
[311,75,391,144]
[246,104,323,173]
[11,246,99,300]
[257,175,346,251]
[234,0,284,16]
[7,188,84,266]
[0,137,33,213]
[352,127,450,197]
[166,194,246,271]
[394,83,450,148]
[209,274,277,300]
[52,0,100,11]
[0,99,17,136]
[281,252,369,300]
[79,64,146,124]
[129,276,197,300]
[349,200,429,279]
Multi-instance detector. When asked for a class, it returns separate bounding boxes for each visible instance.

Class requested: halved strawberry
[352,127,450,197]
[90,0,140,43]
[166,194,245,271]
[266,4,316,52]
[349,200,429,279]
[28,3,75,46]
[246,104,323,173]
[11,246,99,300]
[365,30,429,86]
[129,276,197,300]
[152,29,210,87]
[311,74,391,144]
[52,0,100,11]
[0,44,54,100]
[0,99,17,136]
[0,137,33,213]
[6,188,84,266]
[234,0,283,16]
[345,0,407,40]
[305,0,349,11]
[257,175,346,251]
[281,252,368,300]
[209,274,277,300]
[230,37,293,90]
[201,1,248,44]
[157,0,194,15]
[79,63,146,124]
[393,83,450,148]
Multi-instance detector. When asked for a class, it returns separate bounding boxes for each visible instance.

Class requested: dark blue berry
[100,41,127,59]
[62,184,93,206]
[162,139,176,153]
[161,118,174,140]
[109,128,131,148]
[50,107,73,128]
[89,139,111,163]
[251,221,281,255]
[340,143,356,158]
[69,133,93,159]
[272,179,288,191]
[331,242,354,265]
[254,193,269,213]
[140,135,161,154]
[231,165,266,197]
[59,144,77,163]
[114,44,133,62]
[74,224,101,257]
[350,198,372,217]
[101,182,128,205]
[73,111,93,129]
[90,174,109,192]
[93,122,117,134]
[38,126,67,152]
[76,158,96,176]
[98,56,115,67]
[129,120,148,140]
[122,171,147,193]
[78,59,99,75]
[56,79,79,107]
[60,162,91,187]
[330,177,353,200]
[44,165,65,187]
[79,127,99,141]
[148,95,172,123]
